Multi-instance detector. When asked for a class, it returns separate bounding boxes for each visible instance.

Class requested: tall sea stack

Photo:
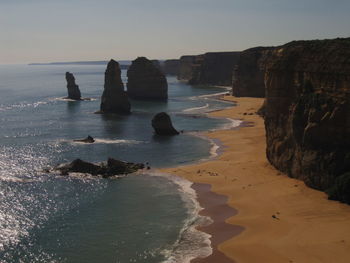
[100,59,131,114]
[65,72,81,100]
[263,38,350,204]
[127,57,168,100]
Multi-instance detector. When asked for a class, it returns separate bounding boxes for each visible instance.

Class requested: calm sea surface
[0,64,237,263]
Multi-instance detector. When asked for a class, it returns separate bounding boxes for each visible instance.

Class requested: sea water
[0,64,238,263]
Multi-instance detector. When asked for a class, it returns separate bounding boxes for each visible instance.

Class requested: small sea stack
[65,72,81,100]
[100,59,131,114]
[152,112,179,135]
[127,57,168,100]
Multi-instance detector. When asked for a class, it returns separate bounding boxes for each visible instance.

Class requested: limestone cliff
[162,59,180,75]
[189,52,240,86]
[65,72,81,100]
[127,57,168,100]
[232,47,275,97]
[264,38,350,203]
[178,56,196,81]
[100,59,131,114]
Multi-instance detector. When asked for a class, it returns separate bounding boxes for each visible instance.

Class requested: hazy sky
[1,0,349,64]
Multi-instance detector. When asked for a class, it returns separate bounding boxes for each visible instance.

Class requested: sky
[0,0,349,64]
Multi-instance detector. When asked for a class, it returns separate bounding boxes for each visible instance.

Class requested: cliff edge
[264,38,350,203]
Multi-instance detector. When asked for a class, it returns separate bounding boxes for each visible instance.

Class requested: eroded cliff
[178,56,196,81]
[189,52,240,86]
[264,38,350,203]
[232,47,275,97]
[162,59,180,75]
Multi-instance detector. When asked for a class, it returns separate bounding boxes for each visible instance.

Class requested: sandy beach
[161,96,350,263]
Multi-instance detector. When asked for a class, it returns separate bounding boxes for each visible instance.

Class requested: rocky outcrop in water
[55,158,144,177]
[232,47,275,97]
[100,59,131,114]
[162,59,180,75]
[178,56,196,81]
[189,52,240,86]
[127,57,168,100]
[263,38,350,204]
[73,135,95,143]
[152,112,179,135]
[65,72,81,100]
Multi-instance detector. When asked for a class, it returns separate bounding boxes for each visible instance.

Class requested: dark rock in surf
[56,159,101,175]
[65,72,81,100]
[127,57,168,100]
[73,135,95,143]
[54,158,144,177]
[100,59,131,114]
[152,112,179,135]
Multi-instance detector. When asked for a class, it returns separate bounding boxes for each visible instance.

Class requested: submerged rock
[152,112,179,135]
[65,72,81,100]
[54,158,144,177]
[73,135,95,143]
[100,59,131,114]
[127,57,168,100]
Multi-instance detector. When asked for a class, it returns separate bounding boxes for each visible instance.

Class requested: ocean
[0,64,239,263]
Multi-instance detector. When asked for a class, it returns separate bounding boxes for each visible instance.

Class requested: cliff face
[189,52,240,86]
[178,56,196,81]
[100,59,131,114]
[65,72,81,100]
[127,57,168,100]
[162,59,180,75]
[264,38,350,203]
[232,47,275,97]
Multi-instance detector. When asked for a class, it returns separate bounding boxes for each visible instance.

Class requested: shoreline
[160,95,350,263]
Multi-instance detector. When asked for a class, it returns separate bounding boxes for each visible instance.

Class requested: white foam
[221,118,243,130]
[189,91,229,100]
[0,101,48,111]
[60,138,144,145]
[183,103,209,113]
[52,97,97,102]
[147,172,213,263]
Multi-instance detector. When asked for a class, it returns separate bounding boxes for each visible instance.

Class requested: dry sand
[160,96,350,263]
